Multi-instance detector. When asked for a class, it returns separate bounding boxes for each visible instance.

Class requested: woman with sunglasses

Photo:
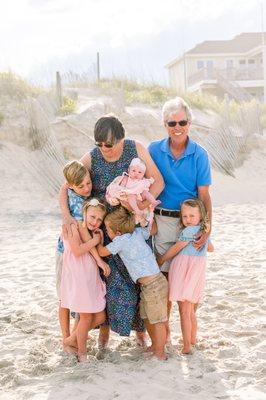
[60,114,164,348]
[148,97,212,343]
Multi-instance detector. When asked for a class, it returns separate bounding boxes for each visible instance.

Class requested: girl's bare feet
[154,351,168,361]
[78,353,88,362]
[64,335,78,349]
[182,346,193,355]
[98,327,110,350]
[63,345,78,355]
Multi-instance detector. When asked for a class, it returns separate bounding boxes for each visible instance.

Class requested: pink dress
[106,173,154,206]
[168,226,208,304]
[60,240,106,313]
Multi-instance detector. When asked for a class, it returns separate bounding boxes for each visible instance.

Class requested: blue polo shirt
[148,137,211,210]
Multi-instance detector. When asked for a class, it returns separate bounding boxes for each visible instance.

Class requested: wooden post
[97,52,100,83]
[56,71,62,107]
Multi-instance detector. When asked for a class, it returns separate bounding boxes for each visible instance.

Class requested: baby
[106,157,160,222]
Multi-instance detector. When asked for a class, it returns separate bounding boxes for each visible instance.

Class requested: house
[165,32,266,102]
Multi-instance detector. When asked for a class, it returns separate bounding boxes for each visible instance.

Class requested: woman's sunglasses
[95,142,114,148]
[166,120,188,127]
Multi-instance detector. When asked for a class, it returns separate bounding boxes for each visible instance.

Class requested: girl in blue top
[157,198,214,355]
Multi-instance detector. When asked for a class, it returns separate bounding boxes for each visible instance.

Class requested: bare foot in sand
[153,351,168,361]
[146,345,154,353]
[64,336,78,349]
[78,353,88,362]
[136,331,148,347]
[182,346,193,355]
[63,345,78,355]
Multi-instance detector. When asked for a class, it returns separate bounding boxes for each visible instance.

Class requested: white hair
[162,97,193,122]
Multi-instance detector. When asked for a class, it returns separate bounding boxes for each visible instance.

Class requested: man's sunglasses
[166,120,188,127]
[95,142,114,148]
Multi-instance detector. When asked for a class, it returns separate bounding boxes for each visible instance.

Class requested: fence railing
[188,66,264,87]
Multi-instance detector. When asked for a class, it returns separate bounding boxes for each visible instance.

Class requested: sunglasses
[166,120,188,127]
[95,142,114,148]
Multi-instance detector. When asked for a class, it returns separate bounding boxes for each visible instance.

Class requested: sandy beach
[0,127,266,399]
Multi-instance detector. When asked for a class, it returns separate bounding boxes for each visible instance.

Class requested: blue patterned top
[106,227,160,283]
[178,225,208,256]
[57,189,89,253]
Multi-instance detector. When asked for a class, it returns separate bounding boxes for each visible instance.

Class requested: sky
[0,0,265,84]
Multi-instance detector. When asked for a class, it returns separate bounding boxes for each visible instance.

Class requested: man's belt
[154,208,180,218]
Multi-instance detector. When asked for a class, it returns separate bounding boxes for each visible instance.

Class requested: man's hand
[156,253,164,267]
[193,231,209,249]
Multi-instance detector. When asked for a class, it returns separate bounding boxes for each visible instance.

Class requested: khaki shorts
[55,251,63,300]
[139,273,168,324]
[154,214,181,272]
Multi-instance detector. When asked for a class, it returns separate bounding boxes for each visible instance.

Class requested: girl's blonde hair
[104,206,135,235]
[180,198,210,232]
[82,198,107,228]
[63,160,89,186]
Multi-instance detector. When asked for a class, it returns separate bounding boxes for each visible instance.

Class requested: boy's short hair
[63,160,89,186]
[105,206,135,235]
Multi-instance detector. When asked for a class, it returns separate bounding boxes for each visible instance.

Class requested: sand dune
[0,140,265,400]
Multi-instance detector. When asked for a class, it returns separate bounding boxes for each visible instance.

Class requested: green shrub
[59,96,76,116]
[0,112,4,125]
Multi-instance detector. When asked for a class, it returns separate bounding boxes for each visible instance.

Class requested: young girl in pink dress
[157,198,214,355]
[106,157,160,222]
[61,198,110,362]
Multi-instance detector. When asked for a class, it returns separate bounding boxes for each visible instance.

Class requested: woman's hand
[98,260,111,277]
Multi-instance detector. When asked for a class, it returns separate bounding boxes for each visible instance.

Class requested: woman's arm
[156,241,189,266]
[65,224,101,257]
[79,152,92,170]
[59,183,78,227]
[59,153,91,228]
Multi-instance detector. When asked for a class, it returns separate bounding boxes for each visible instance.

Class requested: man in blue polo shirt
[148,97,212,273]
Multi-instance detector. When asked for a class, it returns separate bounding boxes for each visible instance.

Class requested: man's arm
[194,185,212,249]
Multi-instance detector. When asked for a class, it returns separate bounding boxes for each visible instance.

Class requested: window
[226,59,234,68]
[239,59,246,65]
[197,60,204,70]
[248,59,255,64]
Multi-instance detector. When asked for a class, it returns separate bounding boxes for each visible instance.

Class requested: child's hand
[94,228,104,244]
[98,261,111,277]
[156,254,164,267]
[92,230,101,244]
